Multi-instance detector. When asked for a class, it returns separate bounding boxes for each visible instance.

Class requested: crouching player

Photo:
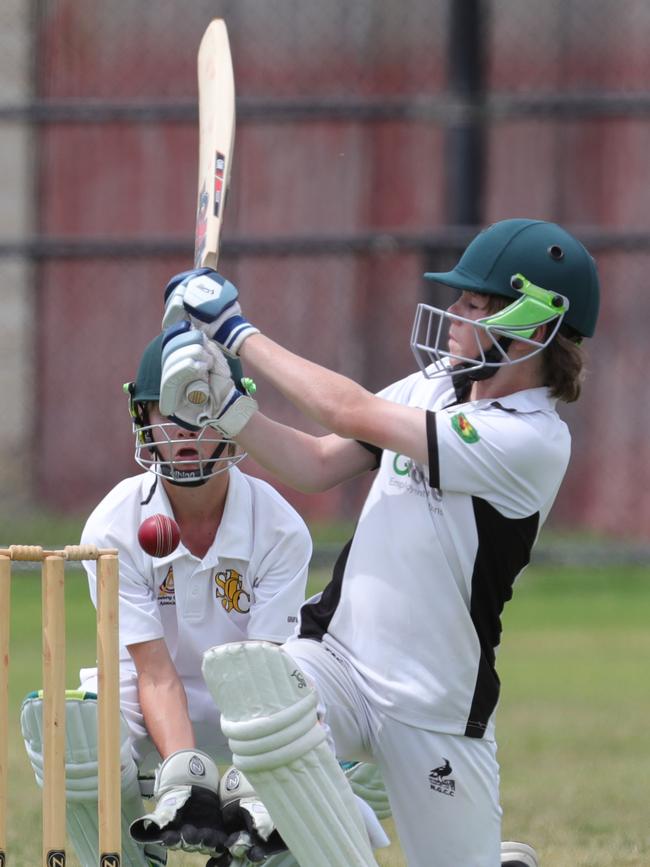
[20,331,329,866]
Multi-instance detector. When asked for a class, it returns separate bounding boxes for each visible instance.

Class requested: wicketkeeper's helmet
[124,332,245,484]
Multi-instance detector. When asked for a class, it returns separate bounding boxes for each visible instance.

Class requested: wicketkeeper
[20,332,338,866]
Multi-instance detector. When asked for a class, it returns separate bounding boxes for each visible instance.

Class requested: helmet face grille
[132,421,243,483]
[410,280,567,380]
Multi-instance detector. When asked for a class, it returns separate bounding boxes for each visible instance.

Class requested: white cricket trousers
[284,638,503,867]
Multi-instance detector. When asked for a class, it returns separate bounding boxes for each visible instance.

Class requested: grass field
[2,520,649,865]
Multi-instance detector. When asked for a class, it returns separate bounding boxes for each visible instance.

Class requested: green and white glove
[343,762,391,820]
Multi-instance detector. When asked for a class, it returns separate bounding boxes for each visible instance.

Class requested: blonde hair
[540,333,585,403]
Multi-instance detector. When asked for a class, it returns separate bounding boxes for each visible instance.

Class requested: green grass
[0,508,86,548]
[496,566,650,867]
[3,523,649,865]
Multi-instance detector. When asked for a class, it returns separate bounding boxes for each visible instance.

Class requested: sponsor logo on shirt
[429,758,456,797]
[393,453,426,482]
[158,566,176,606]
[390,453,443,511]
[214,568,250,614]
[451,412,480,444]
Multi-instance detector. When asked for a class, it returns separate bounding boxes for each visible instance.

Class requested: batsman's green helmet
[425,219,600,338]
[130,331,244,405]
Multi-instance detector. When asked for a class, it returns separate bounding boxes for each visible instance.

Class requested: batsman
[158,218,600,867]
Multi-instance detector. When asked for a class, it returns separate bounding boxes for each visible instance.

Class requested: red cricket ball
[137,514,181,558]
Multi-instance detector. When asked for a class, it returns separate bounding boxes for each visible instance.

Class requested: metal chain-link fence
[1,0,649,538]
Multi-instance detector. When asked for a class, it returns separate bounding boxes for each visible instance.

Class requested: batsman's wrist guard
[212,316,260,357]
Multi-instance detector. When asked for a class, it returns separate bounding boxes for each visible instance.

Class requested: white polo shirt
[297,369,570,741]
[81,466,312,728]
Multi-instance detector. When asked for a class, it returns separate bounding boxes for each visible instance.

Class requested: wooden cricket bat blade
[194,19,235,270]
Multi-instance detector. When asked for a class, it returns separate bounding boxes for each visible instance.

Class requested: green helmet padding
[130,331,244,404]
[425,219,600,338]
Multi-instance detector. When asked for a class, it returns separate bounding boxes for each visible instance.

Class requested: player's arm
[160,268,429,465]
[236,411,377,492]
[240,333,428,464]
[127,638,195,757]
[127,639,230,857]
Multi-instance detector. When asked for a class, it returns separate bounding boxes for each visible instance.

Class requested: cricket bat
[194,19,235,269]
[182,20,235,408]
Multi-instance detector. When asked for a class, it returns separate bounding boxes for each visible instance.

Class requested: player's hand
[218,767,288,863]
[207,379,258,439]
[162,267,214,328]
[162,268,259,357]
[160,323,258,435]
[130,750,228,857]
[162,267,213,328]
[158,323,232,429]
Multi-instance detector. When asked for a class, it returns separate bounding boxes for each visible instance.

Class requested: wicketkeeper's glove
[130,749,228,858]
[213,766,288,864]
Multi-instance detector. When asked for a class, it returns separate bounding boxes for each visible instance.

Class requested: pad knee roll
[202,641,378,867]
[21,691,164,867]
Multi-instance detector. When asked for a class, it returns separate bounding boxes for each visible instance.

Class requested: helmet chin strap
[165,472,210,488]
[154,440,230,487]
[451,337,513,398]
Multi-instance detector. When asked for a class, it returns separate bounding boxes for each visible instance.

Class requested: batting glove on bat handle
[159,323,229,430]
[162,267,214,329]
[207,386,258,439]
[162,268,260,356]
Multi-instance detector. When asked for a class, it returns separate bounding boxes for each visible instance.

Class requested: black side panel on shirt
[464,497,539,738]
[298,538,352,641]
[426,411,440,489]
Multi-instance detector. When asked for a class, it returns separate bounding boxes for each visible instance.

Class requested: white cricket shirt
[81,466,311,728]
[297,369,570,740]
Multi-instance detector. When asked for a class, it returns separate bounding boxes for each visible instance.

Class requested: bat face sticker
[194,182,209,267]
[213,150,226,217]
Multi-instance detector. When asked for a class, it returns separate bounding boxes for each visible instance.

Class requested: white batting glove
[162,268,259,357]
[160,323,258,435]
[159,325,233,429]
[162,268,212,328]
[207,383,258,439]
